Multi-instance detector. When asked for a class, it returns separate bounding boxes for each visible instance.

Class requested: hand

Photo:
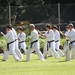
[0,32,4,36]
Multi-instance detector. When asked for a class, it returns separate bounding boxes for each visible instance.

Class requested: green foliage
[60,36,66,45]
[24,26,30,36]
[39,38,46,49]
[0,36,6,48]
[0,35,66,50]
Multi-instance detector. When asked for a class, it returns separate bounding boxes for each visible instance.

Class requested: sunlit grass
[0,54,75,75]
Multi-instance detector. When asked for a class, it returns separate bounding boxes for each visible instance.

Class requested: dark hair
[17,27,23,31]
[45,23,52,29]
[6,25,12,30]
[53,25,58,29]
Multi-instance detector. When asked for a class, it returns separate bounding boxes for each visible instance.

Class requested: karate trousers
[70,42,75,59]
[55,41,65,56]
[19,42,27,54]
[43,42,59,59]
[15,40,23,59]
[3,42,20,61]
[26,42,45,61]
[64,41,70,61]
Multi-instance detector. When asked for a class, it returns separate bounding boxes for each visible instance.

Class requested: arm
[0,32,5,36]
[38,30,46,37]
[60,31,66,37]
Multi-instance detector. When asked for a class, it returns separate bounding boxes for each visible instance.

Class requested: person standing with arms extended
[0,25,20,61]
[39,24,59,59]
[66,23,75,59]
[61,23,75,60]
[26,24,45,61]
[60,25,70,61]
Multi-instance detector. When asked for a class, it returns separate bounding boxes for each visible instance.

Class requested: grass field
[0,53,75,75]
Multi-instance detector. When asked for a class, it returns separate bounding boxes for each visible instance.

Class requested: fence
[0,3,75,31]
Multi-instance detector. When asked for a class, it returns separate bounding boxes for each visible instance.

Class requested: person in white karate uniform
[66,23,75,59]
[61,23,75,60]
[17,27,27,54]
[60,26,70,61]
[53,25,65,57]
[0,25,20,61]
[11,27,23,59]
[26,24,45,61]
[40,24,59,59]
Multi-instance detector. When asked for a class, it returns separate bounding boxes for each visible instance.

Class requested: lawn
[0,53,75,75]
[0,36,74,75]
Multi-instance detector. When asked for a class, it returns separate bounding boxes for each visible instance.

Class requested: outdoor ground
[0,54,75,75]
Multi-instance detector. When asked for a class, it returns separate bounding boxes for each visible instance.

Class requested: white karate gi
[26,29,45,61]
[3,30,20,61]
[43,29,59,59]
[12,28,23,59]
[17,32,27,54]
[54,30,65,56]
[67,29,75,59]
[64,30,70,61]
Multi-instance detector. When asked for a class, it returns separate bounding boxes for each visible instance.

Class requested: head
[29,24,35,31]
[68,23,74,30]
[53,25,58,32]
[66,25,69,31]
[6,25,12,32]
[45,23,52,31]
[17,27,23,33]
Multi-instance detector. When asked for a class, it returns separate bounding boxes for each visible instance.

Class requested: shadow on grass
[51,60,68,63]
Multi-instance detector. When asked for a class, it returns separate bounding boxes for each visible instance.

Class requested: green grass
[0,54,75,75]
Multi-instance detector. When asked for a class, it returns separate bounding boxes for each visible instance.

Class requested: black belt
[70,40,75,44]
[30,40,38,48]
[55,40,59,42]
[47,40,54,51]
[18,41,25,49]
[19,41,25,43]
[15,39,18,41]
[66,40,69,44]
[7,40,16,51]
[69,40,75,50]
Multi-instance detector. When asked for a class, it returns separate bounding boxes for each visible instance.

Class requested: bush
[0,36,6,53]
[0,35,66,53]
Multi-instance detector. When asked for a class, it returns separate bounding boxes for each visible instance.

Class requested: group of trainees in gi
[0,25,27,61]
[60,23,75,61]
[0,23,74,62]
